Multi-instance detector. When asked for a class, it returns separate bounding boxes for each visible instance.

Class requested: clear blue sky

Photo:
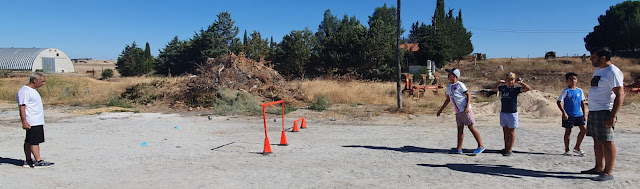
[0,0,628,60]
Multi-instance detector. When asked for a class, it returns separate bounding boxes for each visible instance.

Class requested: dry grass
[0,76,156,106]
[299,79,447,114]
[452,57,640,104]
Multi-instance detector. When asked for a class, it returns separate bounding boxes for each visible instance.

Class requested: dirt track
[1,104,640,188]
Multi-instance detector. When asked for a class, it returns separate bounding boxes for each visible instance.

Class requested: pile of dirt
[474,90,561,118]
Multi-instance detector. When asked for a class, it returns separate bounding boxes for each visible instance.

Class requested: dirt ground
[1,100,639,188]
[72,60,118,77]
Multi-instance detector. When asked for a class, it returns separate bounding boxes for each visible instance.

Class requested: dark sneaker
[448,149,463,154]
[593,173,614,181]
[580,168,603,175]
[23,160,34,168]
[33,160,55,169]
[502,150,512,157]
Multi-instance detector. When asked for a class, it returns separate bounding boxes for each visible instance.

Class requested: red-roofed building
[400,43,419,52]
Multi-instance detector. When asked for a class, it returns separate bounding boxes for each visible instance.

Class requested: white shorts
[500,112,519,129]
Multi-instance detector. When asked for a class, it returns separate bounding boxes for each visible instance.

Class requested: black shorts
[562,116,586,128]
[25,125,45,145]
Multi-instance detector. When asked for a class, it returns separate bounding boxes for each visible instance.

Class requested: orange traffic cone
[291,121,299,132]
[263,137,272,154]
[279,130,288,146]
[301,118,307,129]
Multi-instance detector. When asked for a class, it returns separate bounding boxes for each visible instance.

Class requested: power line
[466,26,590,34]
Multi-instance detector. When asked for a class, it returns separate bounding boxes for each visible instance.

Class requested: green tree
[450,10,473,63]
[408,21,425,43]
[116,42,147,76]
[273,28,316,78]
[416,0,472,68]
[155,12,241,76]
[312,9,341,75]
[144,42,152,60]
[313,11,368,76]
[143,42,156,74]
[584,1,640,51]
[269,36,277,61]
[365,3,403,80]
[156,36,187,76]
[204,12,241,57]
[245,30,270,62]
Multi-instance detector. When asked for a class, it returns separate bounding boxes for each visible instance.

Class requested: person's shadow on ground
[418,163,591,179]
[0,156,24,166]
[342,145,546,155]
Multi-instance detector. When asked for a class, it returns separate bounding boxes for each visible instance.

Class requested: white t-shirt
[446,81,470,113]
[588,64,624,111]
[16,85,45,126]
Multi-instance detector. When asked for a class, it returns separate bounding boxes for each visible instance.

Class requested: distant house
[400,43,419,52]
[400,43,435,74]
[0,48,75,73]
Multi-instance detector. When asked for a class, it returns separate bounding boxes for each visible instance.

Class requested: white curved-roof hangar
[0,48,75,73]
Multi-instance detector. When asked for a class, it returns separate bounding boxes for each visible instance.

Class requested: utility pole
[396,0,402,110]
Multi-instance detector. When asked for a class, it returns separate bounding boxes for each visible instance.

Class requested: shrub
[212,89,261,115]
[120,80,162,104]
[0,70,9,78]
[102,69,114,79]
[309,94,329,111]
[106,97,133,108]
[266,105,298,115]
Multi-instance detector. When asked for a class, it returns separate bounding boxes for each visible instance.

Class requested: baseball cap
[446,68,460,78]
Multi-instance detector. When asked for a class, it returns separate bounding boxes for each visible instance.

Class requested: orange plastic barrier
[261,100,287,154]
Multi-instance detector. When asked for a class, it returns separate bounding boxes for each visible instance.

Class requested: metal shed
[0,48,75,73]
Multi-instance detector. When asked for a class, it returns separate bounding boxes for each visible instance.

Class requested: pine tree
[156,36,187,76]
[416,0,473,68]
[144,42,152,59]
[273,28,316,78]
[365,3,403,80]
[245,31,270,62]
[116,41,146,76]
[584,1,640,51]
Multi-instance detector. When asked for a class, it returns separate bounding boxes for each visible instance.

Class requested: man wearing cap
[437,68,485,155]
[581,47,624,181]
[491,72,531,156]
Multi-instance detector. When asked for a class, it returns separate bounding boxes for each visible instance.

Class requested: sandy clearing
[1,103,639,188]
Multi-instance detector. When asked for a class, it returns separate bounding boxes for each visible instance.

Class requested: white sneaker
[573,149,586,156]
[563,151,572,156]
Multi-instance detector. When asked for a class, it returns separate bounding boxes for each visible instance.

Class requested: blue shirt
[498,86,522,113]
[557,87,585,117]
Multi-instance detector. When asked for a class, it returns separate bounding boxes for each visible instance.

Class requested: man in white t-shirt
[581,47,624,181]
[17,72,54,168]
[437,68,485,156]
